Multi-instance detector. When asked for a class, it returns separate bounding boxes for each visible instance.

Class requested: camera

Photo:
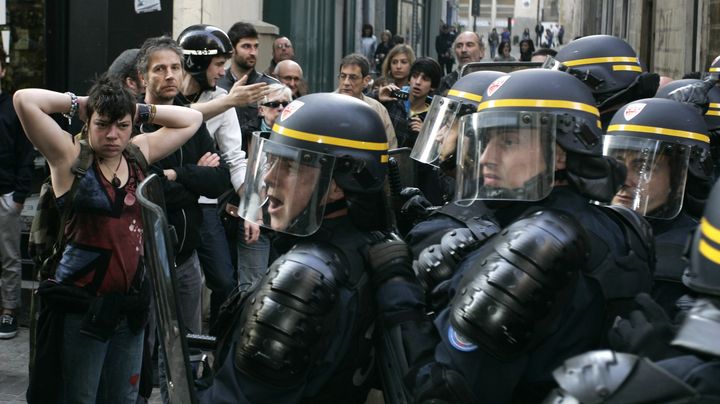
[391,89,409,100]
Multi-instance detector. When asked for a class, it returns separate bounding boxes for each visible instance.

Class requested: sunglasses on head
[262,101,290,108]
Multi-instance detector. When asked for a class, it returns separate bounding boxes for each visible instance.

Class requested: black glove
[666,75,719,115]
[366,237,415,287]
[400,187,434,220]
[608,293,682,361]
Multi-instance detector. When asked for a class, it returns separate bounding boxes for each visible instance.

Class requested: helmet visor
[455,111,556,202]
[410,95,466,166]
[605,135,690,219]
[238,134,336,236]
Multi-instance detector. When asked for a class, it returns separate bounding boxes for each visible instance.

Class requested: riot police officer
[403,71,507,260]
[196,92,390,403]
[553,35,660,128]
[405,69,652,403]
[604,97,713,319]
[546,179,720,403]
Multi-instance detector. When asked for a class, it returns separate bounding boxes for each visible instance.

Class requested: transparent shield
[605,135,690,219]
[137,174,197,404]
[410,95,463,166]
[238,134,336,236]
[456,111,556,202]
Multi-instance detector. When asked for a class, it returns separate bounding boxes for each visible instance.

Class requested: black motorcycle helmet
[554,35,659,126]
[462,69,623,202]
[177,24,233,91]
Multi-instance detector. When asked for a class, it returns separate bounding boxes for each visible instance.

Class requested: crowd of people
[1,17,720,404]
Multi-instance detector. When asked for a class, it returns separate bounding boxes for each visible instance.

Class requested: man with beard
[218,22,279,147]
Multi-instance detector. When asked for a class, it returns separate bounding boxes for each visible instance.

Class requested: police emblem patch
[281,100,304,121]
[623,103,646,121]
[448,326,478,352]
[486,75,510,97]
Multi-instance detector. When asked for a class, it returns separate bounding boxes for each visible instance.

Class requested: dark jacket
[0,92,35,203]
[217,68,279,152]
[140,94,231,264]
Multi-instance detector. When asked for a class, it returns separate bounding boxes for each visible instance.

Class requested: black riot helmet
[553,35,659,125]
[238,93,389,236]
[655,78,720,132]
[177,24,233,91]
[655,79,719,217]
[709,55,720,77]
[455,68,624,203]
[604,98,711,219]
[411,70,507,170]
[684,178,720,296]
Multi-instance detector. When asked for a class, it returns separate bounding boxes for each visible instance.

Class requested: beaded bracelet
[62,92,78,126]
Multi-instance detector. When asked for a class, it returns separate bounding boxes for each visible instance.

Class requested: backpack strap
[124,142,148,174]
[51,140,94,258]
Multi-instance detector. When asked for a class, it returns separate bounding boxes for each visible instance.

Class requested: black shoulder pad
[233,243,345,386]
[449,209,589,358]
[591,204,655,299]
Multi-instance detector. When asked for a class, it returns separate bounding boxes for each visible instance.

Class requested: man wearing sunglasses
[257,83,292,131]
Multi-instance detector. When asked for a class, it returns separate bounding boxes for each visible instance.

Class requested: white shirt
[197,87,247,204]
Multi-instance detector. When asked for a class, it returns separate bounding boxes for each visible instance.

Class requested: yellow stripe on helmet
[477,99,600,117]
[447,89,483,103]
[562,56,639,67]
[612,65,642,72]
[702,217,720,245]
[699,239,720,265]
[607,124,710,143]
[273,124,389,152]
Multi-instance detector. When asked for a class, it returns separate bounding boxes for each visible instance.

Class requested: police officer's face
[612,151,671,213]
[391,53,411,82]
[262,155,321,231]
[436,121,460,162]
[145,49,183,104]
[233,38,259,70]
[454,33,484,67]
[478,127,547,189]
[205,56,227,88]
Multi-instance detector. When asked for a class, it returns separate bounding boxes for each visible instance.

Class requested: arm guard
[449,210,589,359]
[413,220,500,293]
[233,243,343,387]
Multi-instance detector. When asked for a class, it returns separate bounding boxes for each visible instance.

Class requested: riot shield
[137,174,197,404]
[460,61,542,76]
